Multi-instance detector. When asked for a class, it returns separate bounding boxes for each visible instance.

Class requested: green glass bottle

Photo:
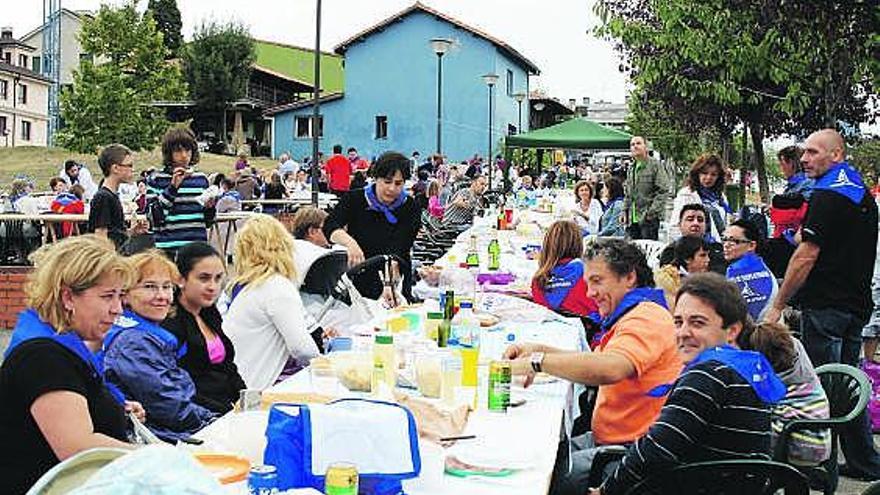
[465,234,480,267]
[438,289,454,347]
[488,238,500,271]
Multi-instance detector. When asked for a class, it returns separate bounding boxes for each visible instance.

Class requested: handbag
[264,399,421,494]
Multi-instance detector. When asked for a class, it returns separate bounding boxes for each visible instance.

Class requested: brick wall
[0,266,32,330]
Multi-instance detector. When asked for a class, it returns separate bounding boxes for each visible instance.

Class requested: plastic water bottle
[451,300,480,347]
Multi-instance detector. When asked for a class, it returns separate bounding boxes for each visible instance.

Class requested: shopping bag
[863,360,880,431]
[264,398,421,494]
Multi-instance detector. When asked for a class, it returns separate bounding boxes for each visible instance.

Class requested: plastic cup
[401,312,421,333]
[459,347,479,387]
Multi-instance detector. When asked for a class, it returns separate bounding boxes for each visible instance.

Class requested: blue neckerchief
[4,309,126,404]
[220,190,242,201]
[543,259,584,310]
[601,287,668,332]
[365,184,407,224]
[787,172,807,188]
[648,345,786,404]
[698,186,731,213]
[726,252,775,321]
[230,282,246,304]
[53,192,80,207]
[100,310,187,364]
[814,161,866,205]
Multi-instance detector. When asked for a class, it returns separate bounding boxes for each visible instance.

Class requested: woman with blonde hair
[670,154,730,242]
[101,250,217,442]
[225,214,320,389]
[0,235,140,493]
[531,220,598,319]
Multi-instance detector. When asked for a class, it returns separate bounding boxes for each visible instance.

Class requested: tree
[852,138,880,184]
[181,21,255,145]
[56,2,186,153]
[147,0,183,55]
[595,0,879,203]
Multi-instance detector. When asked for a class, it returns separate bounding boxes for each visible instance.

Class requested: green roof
[253,39,344,94]
[506,118,632,150]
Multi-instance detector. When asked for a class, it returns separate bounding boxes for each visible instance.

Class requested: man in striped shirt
[593,273,784,495]
[442,174,487,227]
[146,128,215,257]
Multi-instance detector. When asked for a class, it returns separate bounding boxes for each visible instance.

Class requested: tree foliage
[57,2,186,153]
[182,21,255,112]
[852,138,880,184]
[147,0,183,55]
[595,0,879,202]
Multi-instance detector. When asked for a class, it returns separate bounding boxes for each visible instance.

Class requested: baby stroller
[300,251,407,335]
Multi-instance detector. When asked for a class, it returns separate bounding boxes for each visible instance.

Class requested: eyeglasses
[134,282,175,295]
[721,236,752,245]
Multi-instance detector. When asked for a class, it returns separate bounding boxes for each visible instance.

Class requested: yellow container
[387,317,409,334]
[459,347,479,387]
[424,312,443,341]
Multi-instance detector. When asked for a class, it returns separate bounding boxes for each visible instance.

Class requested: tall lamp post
[310,0,323,207]
[482,73,498,193]
[513,92,526,134]
[430,38,452,156]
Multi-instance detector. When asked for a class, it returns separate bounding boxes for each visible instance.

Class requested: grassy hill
[0,147,278,193]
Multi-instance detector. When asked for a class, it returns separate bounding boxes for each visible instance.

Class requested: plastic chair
[773,363,871,495]
[623,459,809,495]
[862,480,880,495]
[301,250,348,297]
[631,239,665,269]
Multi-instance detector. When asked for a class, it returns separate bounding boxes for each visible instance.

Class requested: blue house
[266,2,539,163]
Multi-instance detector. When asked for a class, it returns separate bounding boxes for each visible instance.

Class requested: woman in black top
[323,151,422,301]
[263,171,287,215]
[0,235,139,494]
[163,242,245,414]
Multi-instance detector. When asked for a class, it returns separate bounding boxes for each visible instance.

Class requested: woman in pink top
[162,242,245,414]
[427,180,444,220]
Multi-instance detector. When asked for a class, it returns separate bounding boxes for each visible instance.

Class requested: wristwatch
[530,352,545,373]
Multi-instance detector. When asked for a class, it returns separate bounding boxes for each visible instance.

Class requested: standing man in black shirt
[764,128,880,480]
[88,144,146,250]
[323,151,421,302]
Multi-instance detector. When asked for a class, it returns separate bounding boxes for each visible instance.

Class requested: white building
[19,9,93,87]
[0,28,50,147]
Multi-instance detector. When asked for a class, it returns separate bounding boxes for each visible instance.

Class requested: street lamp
[310,0,323,207]
[430,38,452,155]
[482,73,498,194]
[513,92,526,134]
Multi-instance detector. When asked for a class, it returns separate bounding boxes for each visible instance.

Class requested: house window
[31,56,41,73]
[507,124,517,136]
[0,80,7,99]
[3,52,10,64]
[18,54,28,68]
[0,116,6,136]
[79,52,93,64]
[21,120,31,141]
[295,115,323,138]
[506,69,514,96]
[17,83,27,104]
[375,115,388,140]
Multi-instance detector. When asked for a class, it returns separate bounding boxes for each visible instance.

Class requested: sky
[7,0,629,104]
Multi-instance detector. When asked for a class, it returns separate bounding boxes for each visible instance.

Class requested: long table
[193,207,588,494]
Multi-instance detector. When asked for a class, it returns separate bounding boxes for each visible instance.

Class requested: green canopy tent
[505,117,632,149]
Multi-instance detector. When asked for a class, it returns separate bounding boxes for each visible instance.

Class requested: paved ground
[0,328,876,493]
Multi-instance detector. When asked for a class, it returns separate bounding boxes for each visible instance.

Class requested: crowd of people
[0,125,878,494]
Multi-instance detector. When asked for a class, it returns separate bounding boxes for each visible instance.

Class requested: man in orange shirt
[324,144,352,195]
[506,238,682,495]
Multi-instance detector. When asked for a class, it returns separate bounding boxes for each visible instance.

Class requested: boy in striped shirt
[146,128,215,257]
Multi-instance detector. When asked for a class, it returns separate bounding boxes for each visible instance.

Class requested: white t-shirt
[225,274,319,390]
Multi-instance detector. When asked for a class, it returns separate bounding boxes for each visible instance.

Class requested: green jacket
[623,157,673,224]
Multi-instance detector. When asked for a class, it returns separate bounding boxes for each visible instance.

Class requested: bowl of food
[329,351,373,392]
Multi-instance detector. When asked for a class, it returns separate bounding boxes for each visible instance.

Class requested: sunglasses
[721,236,752,245]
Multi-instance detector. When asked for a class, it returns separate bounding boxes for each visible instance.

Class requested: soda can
[325,462,358,495]
[248,464,279,495]
[488,360,512,413]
